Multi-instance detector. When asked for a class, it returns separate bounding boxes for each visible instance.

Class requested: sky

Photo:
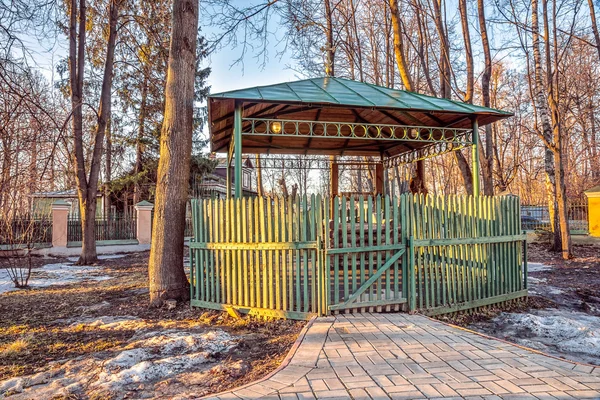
[28,8,297,96]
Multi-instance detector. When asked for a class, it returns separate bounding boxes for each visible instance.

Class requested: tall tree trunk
[69,0,119,265]
[104,118,112,217]
[546,0,571,258]
[531,0,557,234]
[324,0,335,76]
[430,0,473,193]
[134,74,148,205]
[459,0,473,103]
[389,0,413,91]
[588,0,600,61]
[477,0,494,195]
[148,0,198,305]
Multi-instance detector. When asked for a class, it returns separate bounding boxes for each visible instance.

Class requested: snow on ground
[527,262,552,272]
[0,325,239,399]
[473,309,600,365]
[469,260,600,365]
[0,261,111,295]
[66,254,126,263]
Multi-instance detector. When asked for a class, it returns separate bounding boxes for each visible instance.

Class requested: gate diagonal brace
[329,247,406,311]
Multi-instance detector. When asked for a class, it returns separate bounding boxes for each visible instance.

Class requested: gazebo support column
[330,156,339,196]
[234,102,243,199]
[375,163,384,195]
[471,117,480,196]
[226,150,232,199]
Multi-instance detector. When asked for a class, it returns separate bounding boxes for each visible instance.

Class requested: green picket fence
[189,194,527,319]
[189,195,327,320]
[404,194,527,315]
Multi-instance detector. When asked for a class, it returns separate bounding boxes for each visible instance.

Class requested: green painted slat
[358,196,366,298]
[349,196,357,293]
[274,197,281,311]
[259,197,267,309]
[341,196,349,303]
[295,195,301,312]
[376,195,382,302]
[286,197,296,311]
[302,194,309,313]
[309,194,317,314]
[384,195,391,303]
[367,196,374,302]
[333,197,340,306]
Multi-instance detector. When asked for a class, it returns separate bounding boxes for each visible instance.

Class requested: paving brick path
[205,314,600,399]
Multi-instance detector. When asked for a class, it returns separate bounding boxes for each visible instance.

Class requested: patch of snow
[0,262,111,295]
[474,309,600,365]
[528,262,552,272]
[0,328,238,399]
[68,316,142,330]
[66,254,126,263]
[527,276,547,284]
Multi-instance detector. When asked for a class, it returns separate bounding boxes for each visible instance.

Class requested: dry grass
[0,338,29,356]
[0,251,305,396]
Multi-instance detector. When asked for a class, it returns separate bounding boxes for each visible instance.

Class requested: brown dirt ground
[436,242,600,325]
[0,252,305,397]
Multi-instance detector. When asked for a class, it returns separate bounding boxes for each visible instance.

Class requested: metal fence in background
[0,217,53,246]
[67,214,137,243]
[521,200,589,234]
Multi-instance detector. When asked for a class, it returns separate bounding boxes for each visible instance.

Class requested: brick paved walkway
[205,313,600,399]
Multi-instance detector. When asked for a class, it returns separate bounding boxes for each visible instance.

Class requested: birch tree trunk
[477,0,494,195]
[148,0,198,305]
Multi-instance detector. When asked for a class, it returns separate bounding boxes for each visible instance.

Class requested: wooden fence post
[135,201,154,245]
[51,200,70,248]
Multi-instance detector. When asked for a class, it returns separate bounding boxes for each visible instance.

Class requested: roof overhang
[208,77,512,159]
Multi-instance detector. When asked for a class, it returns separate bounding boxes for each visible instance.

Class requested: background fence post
[51,200,70,248]
[135,201,154,245]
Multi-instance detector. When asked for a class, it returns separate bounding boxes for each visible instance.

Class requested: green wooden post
[233,102,243,199]
[471,117,480,196]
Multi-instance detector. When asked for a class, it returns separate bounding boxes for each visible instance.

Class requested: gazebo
[189,77,526,320]
[207,77,511,197]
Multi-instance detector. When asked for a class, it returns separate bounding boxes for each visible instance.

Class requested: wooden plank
[329,297,407,311]
[189,241,321,250]
[190,299,315,321]
[411,234,526,247]
[274,197,281,310]
[420,289,528,316]
[325,243,406,254]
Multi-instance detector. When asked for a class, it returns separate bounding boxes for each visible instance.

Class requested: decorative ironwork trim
[242,118,473,145]
[384,141,471,167]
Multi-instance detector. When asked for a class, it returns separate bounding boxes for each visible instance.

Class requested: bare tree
[148,0,199,305]
[68,0,121,264]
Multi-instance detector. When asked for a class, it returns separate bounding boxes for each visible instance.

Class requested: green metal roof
[209,76,511,116]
